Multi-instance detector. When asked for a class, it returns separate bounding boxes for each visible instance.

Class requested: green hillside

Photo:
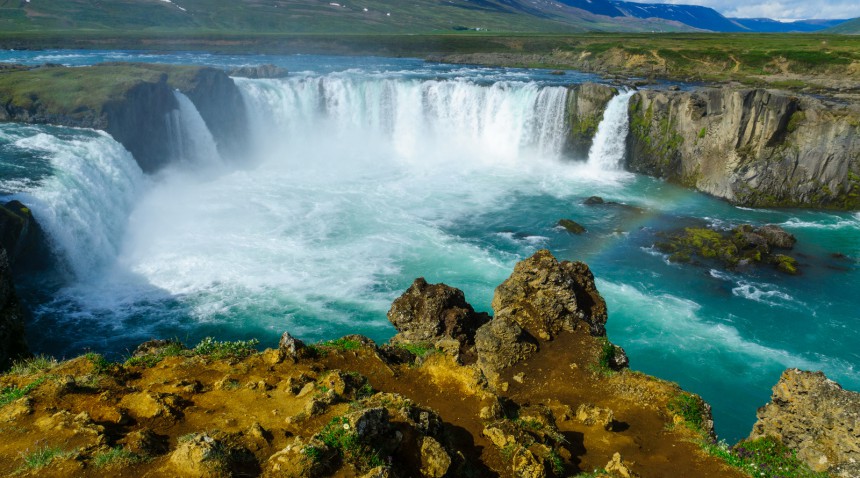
[826,17,860,34]
[0,0,692,34]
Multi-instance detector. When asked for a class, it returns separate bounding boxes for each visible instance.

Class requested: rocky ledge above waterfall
[0,63,248,173]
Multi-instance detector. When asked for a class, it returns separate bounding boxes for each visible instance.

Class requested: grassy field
[0,0,690,35]
[0,63,204,116]
[0,32,858,91]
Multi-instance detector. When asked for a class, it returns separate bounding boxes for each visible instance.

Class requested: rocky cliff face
[626,87,860,209]
[750,369,860,477]
[0,248,28,371]
[0,64,248,173]
[565,83,618,158]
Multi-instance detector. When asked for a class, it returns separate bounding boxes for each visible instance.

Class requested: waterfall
[235,76,571,163]
[165,91,223,167]
[9,129,144,280]
[586,90,635,171]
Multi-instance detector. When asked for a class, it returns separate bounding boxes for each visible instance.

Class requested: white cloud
[621,0,859,20]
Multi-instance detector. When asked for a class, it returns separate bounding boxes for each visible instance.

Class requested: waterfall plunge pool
[0,52,858,443]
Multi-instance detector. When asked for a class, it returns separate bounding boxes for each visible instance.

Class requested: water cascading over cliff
[7,75,638,356]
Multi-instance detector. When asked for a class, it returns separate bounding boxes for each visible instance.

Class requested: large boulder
[491,249,607,340]
[388,278,489,362]
[0,248,29,371]
[749,369,860,476]
[476,250,609,384]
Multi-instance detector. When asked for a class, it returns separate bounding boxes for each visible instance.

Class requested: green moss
[697,127,707,139]
[667,392,705,434]
[786,110,806,133]
[771,254,799,275]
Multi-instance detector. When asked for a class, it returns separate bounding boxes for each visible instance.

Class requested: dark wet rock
[755,224,796,249]
[583,196,605,205]
[557,218,586,234]
[0,248,29,371]
[227,64,289,79]
[750,369,860,476]
[549,70,565,76]
[387,278,489,362]
[0,200,53,272]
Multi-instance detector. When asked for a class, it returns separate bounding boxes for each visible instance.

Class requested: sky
[624,0,859,20]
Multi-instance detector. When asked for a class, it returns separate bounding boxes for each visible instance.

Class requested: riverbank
[1,33,859,96]
[3,250,854,477]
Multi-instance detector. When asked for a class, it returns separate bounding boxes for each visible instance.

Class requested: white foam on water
[599,280,820,371]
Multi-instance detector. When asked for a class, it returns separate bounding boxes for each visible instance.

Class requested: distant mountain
[825,17,860,34]
[732,18,849,33]
[612,1,745,32]
[0,0,697,34]
[0,0,849,35]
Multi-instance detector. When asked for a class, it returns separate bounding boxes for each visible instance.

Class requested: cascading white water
[586,90,635,171]
[165,91,223,167]
[11,130,144,279]
[237,76,571,163]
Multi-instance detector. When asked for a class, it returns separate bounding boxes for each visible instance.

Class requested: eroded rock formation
[750,369,860,477]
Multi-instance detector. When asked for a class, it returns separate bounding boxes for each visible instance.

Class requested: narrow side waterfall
[236,76,570,163]
[165,91,223,167]
[587,90,636,171]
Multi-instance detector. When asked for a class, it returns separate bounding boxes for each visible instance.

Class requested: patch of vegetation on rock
[655,223,800,274]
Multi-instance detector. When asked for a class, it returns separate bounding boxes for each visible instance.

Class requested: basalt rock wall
[626,87,860,209]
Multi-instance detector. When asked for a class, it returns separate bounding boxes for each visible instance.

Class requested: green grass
[8,355,57,376]
[703,437,829,478]
[84,352,112,374]
[124,341,188,368]
[0,63,205,122]
[17,446,71,472]
[0,0,699,35]
[92,447,146,468]
[0,376,47,408]
[192,337,260,360]
[395,342,437,358]
[667,392,705,433]
[316,415,384,471]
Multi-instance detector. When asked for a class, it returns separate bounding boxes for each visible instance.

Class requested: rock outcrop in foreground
[0,250,853,478]
[626,87,860,209]
[750,369,860,477]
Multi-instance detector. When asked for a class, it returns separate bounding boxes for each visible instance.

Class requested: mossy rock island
[655,224,800,274]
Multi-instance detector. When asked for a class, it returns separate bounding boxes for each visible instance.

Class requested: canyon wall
[625,87,860,209]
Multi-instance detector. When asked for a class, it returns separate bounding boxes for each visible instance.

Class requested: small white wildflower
[343,423,350,430]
